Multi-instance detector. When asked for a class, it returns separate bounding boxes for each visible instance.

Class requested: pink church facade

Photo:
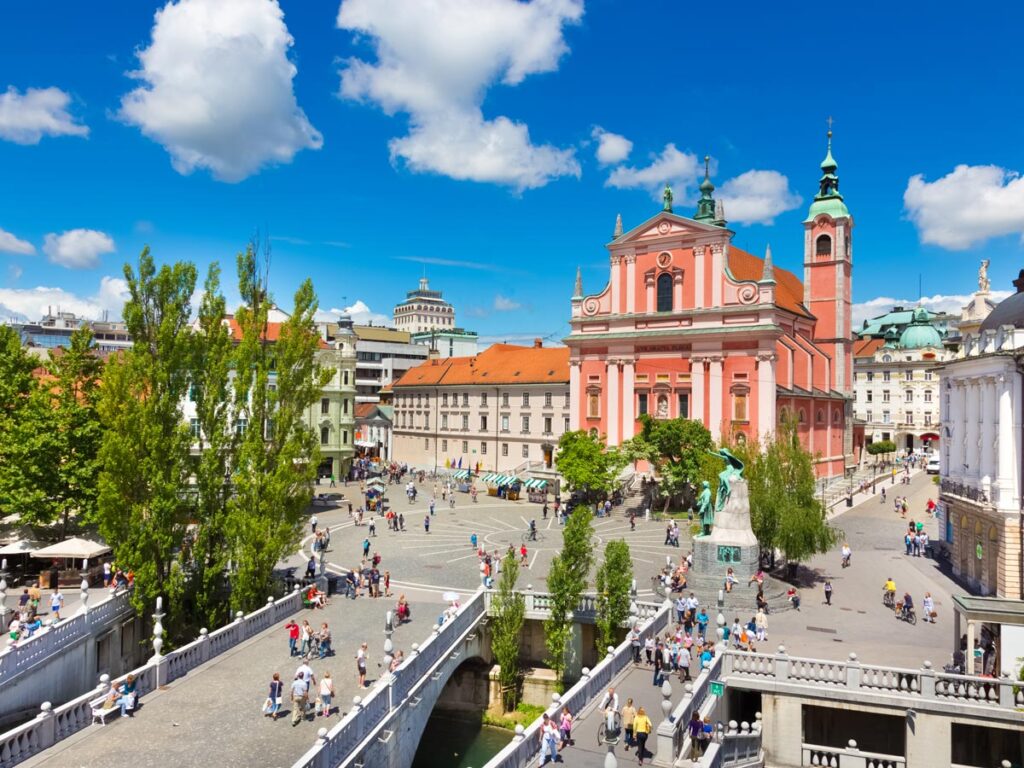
[566,142,853,478]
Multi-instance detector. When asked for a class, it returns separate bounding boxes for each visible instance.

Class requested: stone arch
[656,272,673,312]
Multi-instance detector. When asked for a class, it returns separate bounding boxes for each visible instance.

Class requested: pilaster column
[693,246,705,309]
[645,273,655,313]
[965,379,980,482]
[708,355,724,442]
[625,254,637,314]
[757,352,777,442]
[710,244,724,307]
[691,357,706,430]
[569,361,581,431]
[949,381,965,481]
[607,360,620,446]
[622,361,636,441]
[980,377,996,496]
[610,255,622,315]
[673,269,683,309]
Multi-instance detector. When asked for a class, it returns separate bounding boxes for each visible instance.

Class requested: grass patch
[483,702,547,730]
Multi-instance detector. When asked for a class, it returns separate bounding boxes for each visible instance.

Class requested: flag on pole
[457,456,463,469]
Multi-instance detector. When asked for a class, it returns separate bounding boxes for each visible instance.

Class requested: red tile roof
[727,246,809,318]
[354,403,377,419]
[393,344,569,388]
[853,338,885,358]
[225,318,329,349]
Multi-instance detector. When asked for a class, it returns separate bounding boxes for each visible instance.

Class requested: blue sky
[2,1,1023,343]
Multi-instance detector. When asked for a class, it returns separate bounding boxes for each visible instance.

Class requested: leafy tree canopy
[555,430,627,500]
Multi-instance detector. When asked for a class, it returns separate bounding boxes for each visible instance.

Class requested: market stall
[481,473,521,500]
[449,468,471,492]
[30,537,111,587]
[522,478,549,504]
[365,477,386,512]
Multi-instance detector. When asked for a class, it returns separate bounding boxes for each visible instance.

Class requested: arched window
[816,409,824,424]
[815,235,832,258]
[656,273,673,312]
[798,408,806,424]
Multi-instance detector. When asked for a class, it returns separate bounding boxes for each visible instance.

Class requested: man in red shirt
[285,619,300,657]
[520,544,528,565]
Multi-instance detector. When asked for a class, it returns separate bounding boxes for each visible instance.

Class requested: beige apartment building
[390,341,570,474]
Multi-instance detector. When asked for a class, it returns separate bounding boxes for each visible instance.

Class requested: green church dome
[898,308,942,349]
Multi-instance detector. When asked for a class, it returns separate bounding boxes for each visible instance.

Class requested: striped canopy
[521,478,548,490]
[481,473,517,486]
[450,469,469,480]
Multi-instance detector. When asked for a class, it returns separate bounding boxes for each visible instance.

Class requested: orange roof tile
[354,403,377,419]
[393,344,569,388]
[727,246,809,318]
[854,337,885,358]
[225,318,329,349]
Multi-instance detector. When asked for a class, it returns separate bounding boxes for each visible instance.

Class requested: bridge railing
[723,646,1024,711]
[483,589,663,624]
[0,589,134,687]
[482,599,671,768]
[292,589,489,768]
[657,647,726,761]
[0,587,303,768]
[803,742,906,768]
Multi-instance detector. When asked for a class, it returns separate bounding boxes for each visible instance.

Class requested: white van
[926,457,940,474]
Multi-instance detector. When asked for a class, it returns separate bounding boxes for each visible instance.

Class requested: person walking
[264,672,284,720]
[823,580,833,606]
[633,706,653,765]
[652,641,665,686]
[688,711,704,759]
[558,706,573,749]
[677,642,691,682]
[311,515,318,534]
[285,619,300,657]
[290,673,308,726]
[356,642,369,688]
[538,713,560,766]
[319,672,335,717]
[424,514,430,534]
[755,608,767,641]
[622,697,637,751]
[922,592,936,623]
[49,589,64,621]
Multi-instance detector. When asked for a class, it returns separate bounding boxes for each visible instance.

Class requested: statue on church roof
[662,183,673,212]
[979,259,991,293]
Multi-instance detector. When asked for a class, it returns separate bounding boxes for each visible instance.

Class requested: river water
[411,713,512,768]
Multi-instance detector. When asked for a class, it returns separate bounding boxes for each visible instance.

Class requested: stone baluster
[0,558,8,627]
[513,723,525,742]
[919,660,936,698]
[774,645,789,681]
[753,712,762,733]
[605,645,614,663]
[36,701,56,750]
[79,558,90,614]
[660,680,673,722]
[845,652,861,690]
[198,628,210,664]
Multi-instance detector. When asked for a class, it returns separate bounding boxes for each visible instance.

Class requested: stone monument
[693,448,760,581]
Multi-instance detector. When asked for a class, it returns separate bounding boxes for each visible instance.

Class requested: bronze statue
[696,480,713,535]
[708,447,745,514]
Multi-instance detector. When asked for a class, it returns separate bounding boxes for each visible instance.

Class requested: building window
[905,390,913,403]
[321,426,330,445]
[481,415,488,431]
[866,410,873,422]
[638,393,648,416]
[522,416,530,433]
[481,393,488,407]
[798,409,806,424]
[563,393,570,408]
[425,438,430,449]
[343,399,349,415]
[342,430,347,444]
[564,417,570,432]
[734,393,748,422]
[442,393,448,406]
[882,371,891,382]
[188,384,198,402]
[424,393,429,405]
[904,370,913,381]
[924,390,932,403]
[882,410,890,424]
[905,411,913,425]
[442,439,448,452]
[678,393,689,418]
[502,393,509,407]
[189,418,200,438]
[234,418,247,435]
[815,234,831,258]
[481,442,487,455]
[501,415,509,432]
[866,391,873,402]
[463,393,469,406]
[522,444,529,458]
[343,370,349,386]
[501,443,508,456]
[462,414,469,431]
[442,414,448,430]
[588,393,600,418]
[656,272,673,312]
[462,440,468,452]
[544,392,552,408]
[882,355,892,363]
[833,409,840,425]
[924,413,932,425]
[543,416,552,434]
[866,372,874,382]
[522,393,530,407]
[882,390,890,403]
[417,394,422,406]
[816,409,824,424]
[924,372,933,381]
[424,413,429,429]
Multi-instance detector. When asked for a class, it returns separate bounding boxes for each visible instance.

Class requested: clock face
[657,221,671,235]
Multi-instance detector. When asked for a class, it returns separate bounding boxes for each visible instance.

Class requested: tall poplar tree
[594,539,633,652]
[226,244,328,612]
[96,249,197,624]
[490,554,525,711]
[544,504,594,685]
[0,325,39,522]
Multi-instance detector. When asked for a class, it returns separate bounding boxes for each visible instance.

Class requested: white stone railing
[802,741,906,768]
[483,588,663,624]
[292,589,489,768]
[657,648,727,761]
[482,599,671,768]
[0,589,135,687]
[723,647,1024,712]
[0,587,303,767]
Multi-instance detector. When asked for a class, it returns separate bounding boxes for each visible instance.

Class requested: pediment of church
[612,211,728,246]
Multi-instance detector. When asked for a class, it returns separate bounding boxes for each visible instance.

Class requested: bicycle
[522,529,543,543]
[596,710,622,747]
[882,590,895,609]
[896,605,917,625]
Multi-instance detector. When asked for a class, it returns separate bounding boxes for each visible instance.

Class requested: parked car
[926,457,940,474]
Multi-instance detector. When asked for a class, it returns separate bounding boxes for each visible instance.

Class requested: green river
[411,713,512,768]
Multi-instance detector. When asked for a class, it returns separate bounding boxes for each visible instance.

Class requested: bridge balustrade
[802,742,906,767]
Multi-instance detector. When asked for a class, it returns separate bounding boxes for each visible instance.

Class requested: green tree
[594,539,633,653]
[226,244,329,612]
[544,504,594,685]
[96,249,198,632]
[555,430,627,502]
[186,264,235,629]
[622,416,714,513]
[743,417,837,568]
[0,325,40,523]
[866,440,897,466]
[490,554,525,711]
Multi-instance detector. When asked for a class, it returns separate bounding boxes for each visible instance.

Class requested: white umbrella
[0,539,42,556]
[442,591,460,603]
[30,537,111,560]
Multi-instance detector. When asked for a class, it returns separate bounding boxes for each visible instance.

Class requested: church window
[798,408,806,424]
[832,409,841,425]
[678,393,689,418]
[778,406,789,423]
[656,273,673,312]
[588,393,600,418]
[815,235,832,258]
[816,409,824,424]
[638,393,648,416]
[734,432,746,445]
[734,393,748,422]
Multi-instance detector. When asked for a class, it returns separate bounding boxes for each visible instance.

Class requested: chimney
[428,346,440,363]
[534,338,543,348]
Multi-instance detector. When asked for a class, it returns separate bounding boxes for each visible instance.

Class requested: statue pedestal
[693,478,759,582]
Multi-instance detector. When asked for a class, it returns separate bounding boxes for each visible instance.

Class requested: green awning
[481,472,498,483]
[450,469,469,480]
[523,479,547,490]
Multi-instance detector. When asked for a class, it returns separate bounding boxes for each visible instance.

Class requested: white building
[392,278,456,333]
[355,403,393,460]
[411,328,479,358]
[391,341,570,474]
[938,272,1024,599]
[353,325,429,404]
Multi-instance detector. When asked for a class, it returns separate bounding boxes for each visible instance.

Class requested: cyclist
[841,542,852,568]
[529,519,537,541]
[599,687,620,741]
[883,578,896,607]
[900,592,914,621]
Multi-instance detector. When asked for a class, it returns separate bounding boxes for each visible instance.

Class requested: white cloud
[852,291,1013,329]
[316,299,390,326]
[718,170,802,225]
[493,294,521,311]
[42,229,115,269]
[337,0,583,191]
[605,144,703,202]
[0,227,35,255]
[0,86,89,145]
[0,276,129,322]
[904,164,1024,249]
[591,127,632,165]
[8,264,23,281]
[119,0,322,183]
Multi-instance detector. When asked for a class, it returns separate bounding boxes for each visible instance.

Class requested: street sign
[710,681,725,697]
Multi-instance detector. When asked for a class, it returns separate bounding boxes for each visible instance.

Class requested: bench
[90,691,137,725]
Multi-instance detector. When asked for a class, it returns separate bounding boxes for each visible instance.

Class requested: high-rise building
[393,277,456,333]
[353,325,429,404]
